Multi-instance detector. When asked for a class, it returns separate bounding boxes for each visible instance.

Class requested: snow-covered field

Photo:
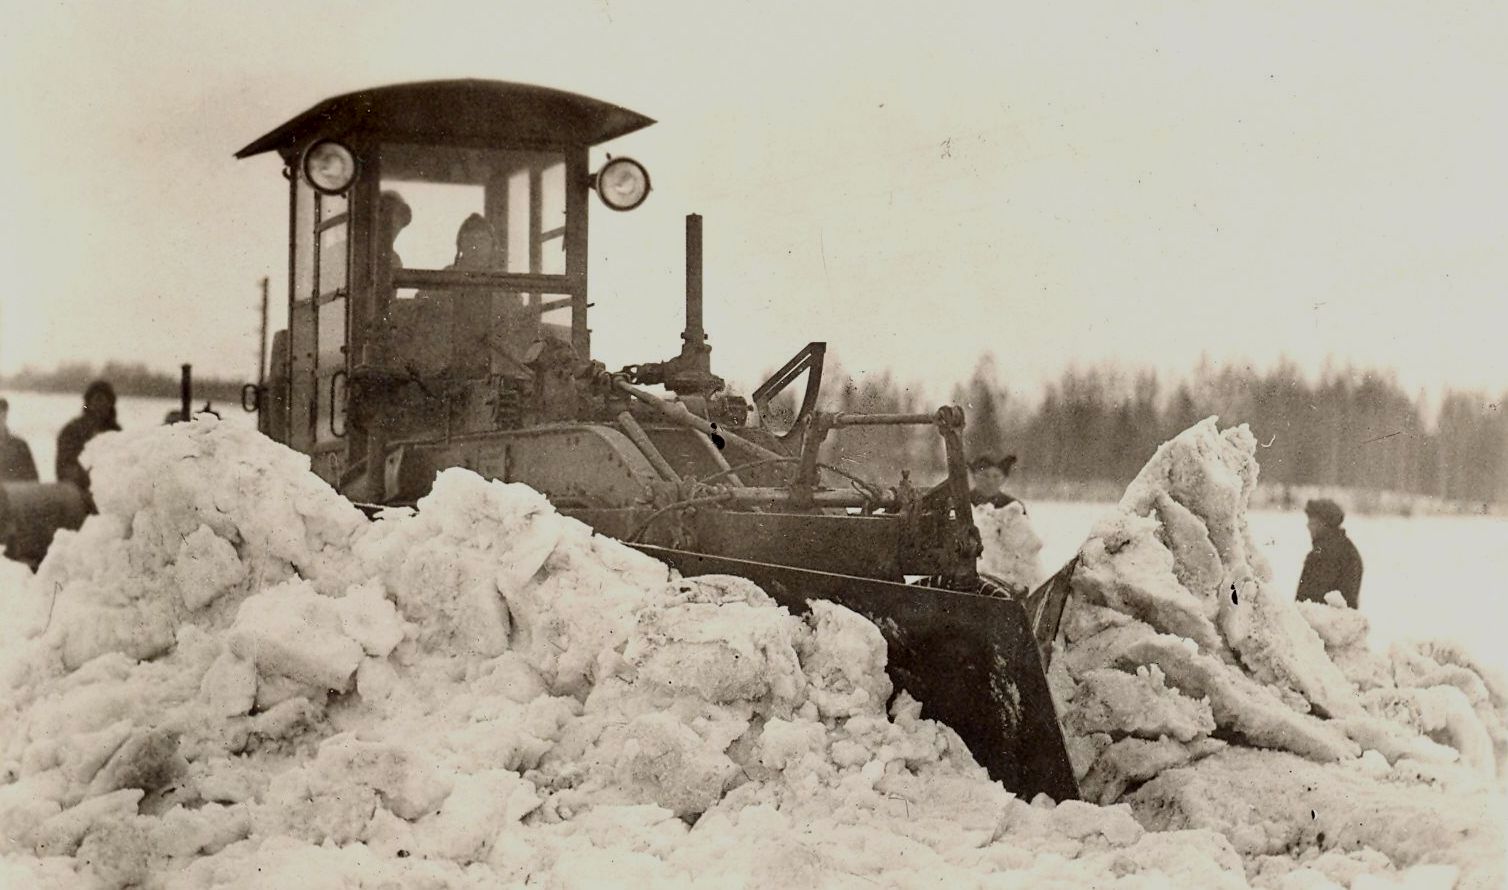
[1,390,254,484]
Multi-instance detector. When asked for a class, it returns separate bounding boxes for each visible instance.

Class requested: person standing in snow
[1296,498,1363,609]
[56,380,120,498]
[0,398,39,483]
[968,454,1023,511]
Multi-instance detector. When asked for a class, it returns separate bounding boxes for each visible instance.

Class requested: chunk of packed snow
[1063,665,1216,743]
[173,524,246,612]
[1000,417,1507,886]
[228,580,365,691]
[974,499,1044,591]
[1128,747,1504,889]
[1074,511,1228,655]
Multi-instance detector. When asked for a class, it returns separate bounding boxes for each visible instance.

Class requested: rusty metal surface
[390,425,661,507]
[615,380,784,463]
[629,544,1080,802]
[686,511,904,580]
[639,427,737,483]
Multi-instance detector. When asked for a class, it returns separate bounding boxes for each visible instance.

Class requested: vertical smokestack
[665,213,722,396]
[684,213,705,368]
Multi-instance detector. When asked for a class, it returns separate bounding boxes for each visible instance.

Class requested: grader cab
[237,80,1077,800]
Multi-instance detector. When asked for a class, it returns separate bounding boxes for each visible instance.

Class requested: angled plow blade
[630,544,1079,802]
[1022,556,1081,667]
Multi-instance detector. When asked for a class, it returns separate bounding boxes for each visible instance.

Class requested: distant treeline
[809,357,1508,510]
[1,362,248,404]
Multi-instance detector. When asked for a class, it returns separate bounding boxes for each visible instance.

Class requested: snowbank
[0,418,1260,889]
[0,416,1500,888]
[1042,418,1507,888]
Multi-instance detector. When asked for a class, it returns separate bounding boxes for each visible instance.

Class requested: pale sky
[2,0,1506,403]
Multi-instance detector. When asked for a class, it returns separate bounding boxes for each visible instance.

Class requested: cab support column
[354,141,390,503]
[566,147,590,358]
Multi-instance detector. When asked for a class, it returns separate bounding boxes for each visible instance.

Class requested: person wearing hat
[379,190,413,270]
[968,454,1022,510]
[0,397,38,483]
[56,380,121,498]
[1296,498,1363,609]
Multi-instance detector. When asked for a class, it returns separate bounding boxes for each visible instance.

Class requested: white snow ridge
[0,415,1501,888]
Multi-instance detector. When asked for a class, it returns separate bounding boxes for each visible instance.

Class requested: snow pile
[1039,417,1507,887]
[0,557,36,649]
[0,417,1293,889]
[0,416,1501,888]
[973,500,1045,592]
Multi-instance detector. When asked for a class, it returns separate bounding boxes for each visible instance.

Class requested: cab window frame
[375,142,569,280]
[370,140,591,356]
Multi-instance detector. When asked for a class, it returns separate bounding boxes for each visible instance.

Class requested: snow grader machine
[230,80,1077,799]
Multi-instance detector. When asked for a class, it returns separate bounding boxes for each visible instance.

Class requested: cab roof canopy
[235,79,655,161]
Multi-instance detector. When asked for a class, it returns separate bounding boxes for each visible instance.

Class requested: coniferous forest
[7,357,1503,511]
[810,356,1506,512]
[1,362,247,404]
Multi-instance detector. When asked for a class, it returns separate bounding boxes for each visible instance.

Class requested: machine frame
[238,80,1078,800]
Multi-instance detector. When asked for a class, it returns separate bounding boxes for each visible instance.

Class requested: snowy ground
[2,391,254,484]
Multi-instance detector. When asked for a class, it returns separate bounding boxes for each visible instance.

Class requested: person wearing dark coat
[968,454,1023,511]
[0,398,39,483]
[1296,498,1363,609]
[56,380,121,496]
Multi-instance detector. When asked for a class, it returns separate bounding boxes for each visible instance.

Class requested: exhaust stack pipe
[659,213,723,396]
[633,214,724,397]
[683,213,707,370]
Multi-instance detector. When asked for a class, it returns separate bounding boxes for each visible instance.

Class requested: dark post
[180,364,192,421]
[257,276,270,388]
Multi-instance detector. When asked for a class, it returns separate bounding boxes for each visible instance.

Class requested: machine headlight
[593,157,651,211]
[302,140,357,195]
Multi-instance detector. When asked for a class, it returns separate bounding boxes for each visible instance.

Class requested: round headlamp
[593,157,651,211]
[301,140,357,195]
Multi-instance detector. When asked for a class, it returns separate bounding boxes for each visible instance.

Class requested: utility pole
[257,276,270,388]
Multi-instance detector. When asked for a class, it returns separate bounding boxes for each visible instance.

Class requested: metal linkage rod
[616,411,682,483]
[614,379,785,463]
[830,412,938,427]
[721,487,893,508]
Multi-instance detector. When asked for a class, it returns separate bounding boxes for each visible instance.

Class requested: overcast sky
[2,0,1505,403]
